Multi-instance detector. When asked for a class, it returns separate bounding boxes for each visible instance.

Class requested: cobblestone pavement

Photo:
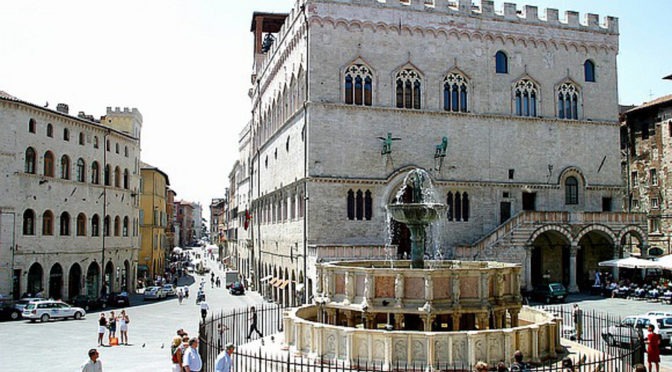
[1,254,265,372]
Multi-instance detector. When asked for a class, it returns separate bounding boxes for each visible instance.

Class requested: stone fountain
[283,169,560,369]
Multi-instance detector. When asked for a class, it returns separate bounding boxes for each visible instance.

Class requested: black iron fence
[199,304,644,371]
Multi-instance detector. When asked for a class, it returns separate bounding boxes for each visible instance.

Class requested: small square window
[508,169,514,180]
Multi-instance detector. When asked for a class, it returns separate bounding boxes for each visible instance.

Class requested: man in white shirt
[200,300,209,322]
[81,348,103,372]
[182,338,202,372]
[214,342,235,372]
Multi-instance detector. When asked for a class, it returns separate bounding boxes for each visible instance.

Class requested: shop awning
[278,280,289,289]
[269,278,279,286]
[272,279,285,288]
[260,275,273,282]
[598,257,659,269]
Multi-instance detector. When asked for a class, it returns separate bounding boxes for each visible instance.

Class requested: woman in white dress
[118,310,129,345]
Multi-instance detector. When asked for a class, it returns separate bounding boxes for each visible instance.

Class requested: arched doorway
[48,263,64,299]
[104,261,114,292]
[577,230,615,289]
[27,263,43,296]
[86,263,100,298]
[531,230,571,287]
[68,263,82,299]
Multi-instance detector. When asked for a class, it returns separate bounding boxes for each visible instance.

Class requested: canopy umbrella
[173,247,183,254]
[655,254,672,270]
[598,256,660,269]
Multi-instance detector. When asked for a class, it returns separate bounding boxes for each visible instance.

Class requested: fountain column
[451,312,461,331]
[344,271,354,305]
[568,243,580,293]
[508,308,520,327]
[409,225,426,269]
[394,313,404,330]
[524,245,534,291]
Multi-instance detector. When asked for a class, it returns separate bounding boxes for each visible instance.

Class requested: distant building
[138,162,170,280]
[175,200,194,247]
[621,94,672,256]
[0,91,142,299]
[166,188,177,249]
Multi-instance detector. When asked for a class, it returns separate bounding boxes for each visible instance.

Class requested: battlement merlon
[105,106,143,121]
[306,0,618,34]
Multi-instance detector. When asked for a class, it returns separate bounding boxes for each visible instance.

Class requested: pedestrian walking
[216,277,221,288]
[572,304,583,341]
[178,289,184,304]
[647,324,661,372]
[184,286,189,299]
[214,343,235,372]
[81,348,103,372]
[171,336,184,372]
[200,300,210,322]
[247,306,263,340]
[211,275,215,288]
[98,313,107,346]
[108,311,117,344]
[118,310,129,345]
[182,337,202,372]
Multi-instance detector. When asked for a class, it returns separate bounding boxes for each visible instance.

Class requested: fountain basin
[386,203,446,225]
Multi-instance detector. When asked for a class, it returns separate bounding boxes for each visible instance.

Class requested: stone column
[394,313,404,330]
[524,245,534,291]
[508,308,520,327]
[326,308,337,325]
[365,313,376,330]
[394,273,404,308]
[344,271,354,305]
[422,313,436,331]
[451,274,461,306]
[479,271,489,305]
[477,313,489,330]
[568,244,580,293]
[346,310,356,327]
[451,312,461,331]
[531,325,540,361]
[424,274,434,310]
[363,271,373,307]
[612,244,621,281]
[316,265,323,295]
[641,242,650,258]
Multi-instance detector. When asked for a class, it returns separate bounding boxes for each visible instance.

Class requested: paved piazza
[5,273,672,371]
[1,257,264,372]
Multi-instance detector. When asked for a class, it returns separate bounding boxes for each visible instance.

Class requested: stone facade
[622,95,672,256]
[0,92,142,299]
[234,0,647,304]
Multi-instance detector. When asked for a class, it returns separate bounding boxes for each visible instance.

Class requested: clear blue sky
[0,0,669,215]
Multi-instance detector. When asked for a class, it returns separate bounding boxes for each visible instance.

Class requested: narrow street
[0,255,265,371]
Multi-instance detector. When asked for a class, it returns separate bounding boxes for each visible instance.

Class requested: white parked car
[22,300,85,322]
[143,286,166,300]
[162,284,177,297]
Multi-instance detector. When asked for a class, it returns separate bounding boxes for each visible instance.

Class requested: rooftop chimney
[56,103,69,114]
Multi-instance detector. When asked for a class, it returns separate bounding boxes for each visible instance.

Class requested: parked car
[70,295,105,312]
[531,282,567,303]
[601,315,672,348]
[22,300,85,322]
[143,286,166,300]
[102,292,130,308]
[162,284,177,297]
[229,282,245,296]
[0,300,22,321]
[14,297,45,312]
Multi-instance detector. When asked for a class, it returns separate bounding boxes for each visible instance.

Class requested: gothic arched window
[557,82,579,120]
[347,190,355,220]
[77,213,87,236]
[44,151,55,177]
[91,162,100,184]
[76,158,86,182]
[91,215,100,237]
[23,209,35,235]
[443,72,468,112]
[446,192,454,221]
[584,60,596,82]
[514,79,538,117]
[25,147,36,174]
[395,68,422,109]
[60,212,70,236]
[364,190,372,220]
[344,64,373,106]
[565,176,579,205]
[42,210,54,236]
[60,155,70,180]
[355,190,364,221]
[495,51,508,74]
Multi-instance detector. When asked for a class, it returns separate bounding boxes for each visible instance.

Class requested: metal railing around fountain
[199,304,643,372]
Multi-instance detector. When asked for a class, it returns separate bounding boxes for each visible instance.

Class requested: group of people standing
[169,328,236,372]
[97,310,130,346]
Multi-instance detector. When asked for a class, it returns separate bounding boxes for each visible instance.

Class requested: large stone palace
[225,0,647,306]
